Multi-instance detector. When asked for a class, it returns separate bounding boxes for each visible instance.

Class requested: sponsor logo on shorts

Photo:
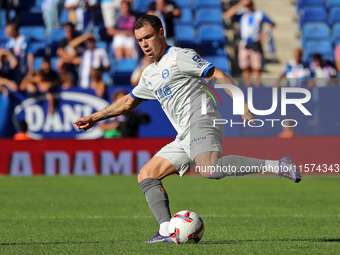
[190,136,207,146]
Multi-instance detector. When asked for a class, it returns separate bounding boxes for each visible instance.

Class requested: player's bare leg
[138,156,178,243]
[253,69,262,87]
[195,151,301,182]
[242,67,252,87]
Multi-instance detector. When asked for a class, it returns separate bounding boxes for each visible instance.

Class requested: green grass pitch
[0,175,339,254]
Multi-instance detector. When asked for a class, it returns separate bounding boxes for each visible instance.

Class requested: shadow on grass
[1,238,339,246]
[200,238,340,244]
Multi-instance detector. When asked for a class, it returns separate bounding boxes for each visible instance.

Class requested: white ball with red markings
[168,210,205,244]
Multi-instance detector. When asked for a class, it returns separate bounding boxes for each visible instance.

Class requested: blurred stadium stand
[0,0,339,139]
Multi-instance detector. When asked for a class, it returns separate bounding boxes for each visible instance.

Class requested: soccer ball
[168,210,205,244]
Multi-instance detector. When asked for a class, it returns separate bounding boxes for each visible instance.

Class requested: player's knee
[137,168,149,183]
[137,164,161,183]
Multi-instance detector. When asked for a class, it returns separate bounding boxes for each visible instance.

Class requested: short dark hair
[43,57,51,64]
[18,121,28,133]
[64,22,75,29]
[134,15,163,33]
[313,54,322,61]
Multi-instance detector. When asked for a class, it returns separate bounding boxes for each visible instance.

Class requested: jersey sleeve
[262,12,275,25]
[176,49,214,78]
[130,72,156,100]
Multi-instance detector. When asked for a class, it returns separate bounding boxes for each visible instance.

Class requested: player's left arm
[205,67,256,124]
[259,13,275,43]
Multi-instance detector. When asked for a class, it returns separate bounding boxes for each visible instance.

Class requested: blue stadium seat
[195,8,224,26]
[198,25,225,43]
[19,26,46,41]
[102,71,112,86]
[0,10,16,28]
[59,9,70,25]
[111,59,138,85]
[174,8,193,25]
[302,23,330,44]
[296,0,325,11]
[332,23,340,44]
[327,0,340,8]
[47,27,64,56]
[48,27,65,42]
[113,58,138,73]
[174,24,196,48]
[329,7,340,25]
[203,55,231,75]
[18,0,35,8]
[173,0,192,8]
[194,0,222,8]
[96,41,108,51]
[51,57,59,72]
[303,40,334,62]
[34,56,44,70]
[132,0,154,13]
[0,27,6,41]
[0,41,6,48]
[18,10,44,26]
[299,7,328,28]
[30,41,47,56]
[35,0,43,6]
[198,24,226,55]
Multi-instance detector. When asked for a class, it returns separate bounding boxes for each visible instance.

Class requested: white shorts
[101,0,122,28]
[113,34,135,49]
[155,126,223,177]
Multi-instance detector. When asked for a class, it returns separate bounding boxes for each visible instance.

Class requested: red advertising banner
[0,139,172,176]
[0,137,339,176]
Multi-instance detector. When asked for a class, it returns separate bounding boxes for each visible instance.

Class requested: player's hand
[242,103,257,125]
[74,116,96,131]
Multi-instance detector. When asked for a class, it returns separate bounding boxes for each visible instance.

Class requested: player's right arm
[73,94,143,131]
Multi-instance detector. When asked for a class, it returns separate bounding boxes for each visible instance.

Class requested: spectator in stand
[90,68,107,98]
[98,89,150,138]
[107,0,136,59]
[225,0,275,87]
[13,121,31,140]
[0,72,18,98]
[147,0,181,46]
[101,0,123,30]
[130,55,153,86]
[4,22,34,84]
[40,57,60,88]
[41,0,62,37]
[20,70,51,94]
[19,70,56,113]
[56,22,85,82]
[0,48,18,81]
[64,0,97,33]
[276,49,310,87]
[98,89,126,138]
[60,74,75,90]
[67,32,110,89]
[309,54,337,88]
[278,120,296,139]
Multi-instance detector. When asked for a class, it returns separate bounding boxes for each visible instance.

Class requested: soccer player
[74,15,301,243]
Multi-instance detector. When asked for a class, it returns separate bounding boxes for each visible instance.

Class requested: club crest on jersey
[162,69,170,79]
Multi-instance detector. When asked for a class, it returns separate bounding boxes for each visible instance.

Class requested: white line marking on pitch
[0,215,340,220]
